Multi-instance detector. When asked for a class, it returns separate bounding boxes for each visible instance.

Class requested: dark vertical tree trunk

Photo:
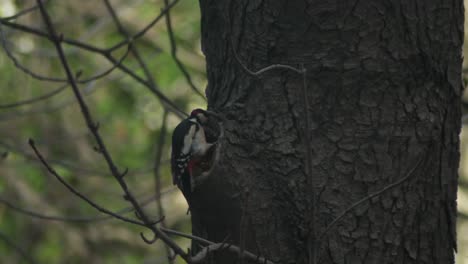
[192,1,463,263]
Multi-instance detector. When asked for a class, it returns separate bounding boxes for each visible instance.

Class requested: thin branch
[0,196,121,222]
[105,52,187,118]
[29,139,146,227]
[238,60,303,76]
[0,23,132,84]
[163,0,205,99]
[160,227,276,264]
[227,9,301,76]
[0,188,173,223]
[36,0,130,184]
[0,230,37,264]
[0,3,42,21]
[0,140,102,177]
[0,81,97,122]
[104,0,164,116]
[35,1,189,259]
[0,23,68,82]
[0,140,168,177]
[0,83,68,109]
[0,20,106,53]
[107,0,181,52]
[75,43,132,83]
[160,227,212,245]
[229,37,302,76]
[0,19,187,118]
[27,138,273,264]
[191,243,232,263]
[152,109,174,263]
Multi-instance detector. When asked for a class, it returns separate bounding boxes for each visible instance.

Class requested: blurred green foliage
[0,0,203,263]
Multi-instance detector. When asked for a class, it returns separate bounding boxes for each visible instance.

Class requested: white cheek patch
[181,126,195,155]
[191,126,209,156]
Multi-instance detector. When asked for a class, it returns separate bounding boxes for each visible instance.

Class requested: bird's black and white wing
[171,119,198,186]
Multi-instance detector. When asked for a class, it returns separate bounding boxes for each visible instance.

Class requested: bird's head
[190,108,208,124]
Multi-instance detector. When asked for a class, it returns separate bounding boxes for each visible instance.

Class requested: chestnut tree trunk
[190,1,463,263]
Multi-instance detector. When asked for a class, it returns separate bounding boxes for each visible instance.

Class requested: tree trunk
[192,1,463,263]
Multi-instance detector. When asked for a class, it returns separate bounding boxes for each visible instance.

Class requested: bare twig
[161,227,212,245]
[160,227,276,264]
[0,19,187,118]
[29,139,146,227]
[0,81,97,122]
[152,109,174,262]
[11,137,273,264]
[103,0,181,119]
[163,0,205,99]
[0,23,68,82]
[0,20,106,53]
[0,83,68,109]
[0,230,37,264]
[227,8,301,76]
[0,140,169,177]
[0,141,108,176]
[0,3,42,21]
[0,22,132,84]
[191,243,231,263]
[35,1,189,259]
[190,243,274,264]
[102,0,155,78]
[229,37,302,76]
[237,60,303,76]
[0,189,173,223]
[1,2,278,263]
[105,52,187,118]
[76,43,133,83]
[107,0,181,52]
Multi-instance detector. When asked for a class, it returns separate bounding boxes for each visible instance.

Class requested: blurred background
[0,0,205,263]
[0,0,467,263]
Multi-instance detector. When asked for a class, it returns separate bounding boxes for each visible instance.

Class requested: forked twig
[0,23,132,84]
[0,10,187,118]
[35,0,189,260]
[107,0,181,52]
[163,0,205,99]
[29,139,147,227]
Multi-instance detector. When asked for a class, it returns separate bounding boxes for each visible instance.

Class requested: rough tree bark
[191,1,463,263]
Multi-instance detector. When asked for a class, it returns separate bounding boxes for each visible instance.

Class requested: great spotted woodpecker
[171,109,213,198]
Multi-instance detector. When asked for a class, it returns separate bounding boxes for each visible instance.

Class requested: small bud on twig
[93,146,102,153]
[75,70,83,79]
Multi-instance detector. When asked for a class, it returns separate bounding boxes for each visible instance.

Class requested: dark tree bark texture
[192,1,463,263]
